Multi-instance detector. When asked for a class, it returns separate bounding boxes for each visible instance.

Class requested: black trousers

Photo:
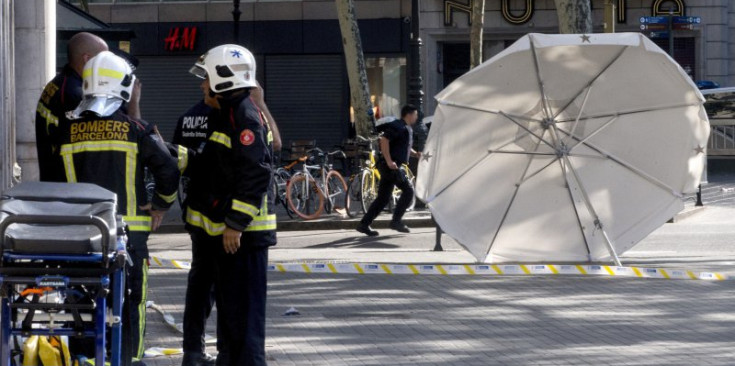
[126,231,150,362]
[189,230,269,366]
[183,231,217,354]
[360,164,415,226]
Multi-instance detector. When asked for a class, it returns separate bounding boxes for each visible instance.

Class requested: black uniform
[173,100,216,360]
[35,64,83,182]
[56,108,180,363]
[360,118,415,226]
[172,100,212,151]
[184,91,276,366]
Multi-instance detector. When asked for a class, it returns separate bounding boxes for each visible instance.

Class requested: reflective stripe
[267,130,273,145]
[185,207,226,236]
[61,141,139,221]
[83,67,124,80]
[37,102,59,131]
[232,199,259,218]
[209,131,231,148]
[124,215,152,232]
[136,261,148,359]
[244,214,277,231]
[157,191,177,204]
[177,145,188,172]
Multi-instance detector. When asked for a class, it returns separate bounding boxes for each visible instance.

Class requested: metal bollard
[695,184,703,207]
[432,214,443,251]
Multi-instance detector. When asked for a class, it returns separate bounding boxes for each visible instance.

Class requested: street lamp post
[407,0,423,120]
[232,0,241,44]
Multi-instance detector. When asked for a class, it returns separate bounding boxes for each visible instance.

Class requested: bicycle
[344,138,415,218]
[272,154,310,219]
[285,148,348,220]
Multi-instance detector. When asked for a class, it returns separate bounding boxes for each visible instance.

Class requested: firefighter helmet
[73,50,136,118]
[190,44,257,93]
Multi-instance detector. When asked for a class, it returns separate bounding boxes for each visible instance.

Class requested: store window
[352,56,406,122]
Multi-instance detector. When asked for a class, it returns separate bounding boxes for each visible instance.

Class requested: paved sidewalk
[140,175,735,365]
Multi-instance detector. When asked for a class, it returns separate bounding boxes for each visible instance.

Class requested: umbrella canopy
[416,33,709,264]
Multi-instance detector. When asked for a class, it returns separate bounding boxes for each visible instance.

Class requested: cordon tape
[149,256,729,281]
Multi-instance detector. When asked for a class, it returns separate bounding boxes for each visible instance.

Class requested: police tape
[148,256,729,281]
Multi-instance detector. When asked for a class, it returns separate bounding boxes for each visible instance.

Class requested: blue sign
[673,16,701,24]
[639,16,668,24]
[649,31,670,39]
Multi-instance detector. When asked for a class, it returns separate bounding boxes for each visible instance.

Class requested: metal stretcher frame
[0,214,126,366]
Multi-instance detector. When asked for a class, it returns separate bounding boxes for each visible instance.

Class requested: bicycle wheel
[345,174,363,218]
[273,169,296,219]
[286,173,324,220]
[360,169,377,214]
[325,170,348,216]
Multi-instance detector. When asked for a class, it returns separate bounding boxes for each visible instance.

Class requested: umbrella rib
[529,35,553,120]
[438,100,544,123]
[555,102,702,123]
[426,128,540,202]
[552,46,630,121]
[567,115,619,152]
[563,86,594,146]
[482,134,547,261]
[499,111,556,149]
[555,128,685,199]
[560,154,623,266]
[554,154,594,262]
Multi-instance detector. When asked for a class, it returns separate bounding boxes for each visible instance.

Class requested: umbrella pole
[598,221,623,267]
[558,148,623,267]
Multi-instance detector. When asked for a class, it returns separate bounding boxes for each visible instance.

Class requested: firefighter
[184,44,276,366]
[35,32,108,182]
[57,51,180,366]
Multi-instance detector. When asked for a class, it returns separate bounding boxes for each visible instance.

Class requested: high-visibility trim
[267,130,273,145]
[136,260,149,359]
[186,207,226,236]
[83,67,124,80]
[62,153,78,183]
[60,140,139,220]
[177,145,188,172]
[36,103,59,131]
[124,215,152,232]
[209,131,231,148]
[232,199,259,218]
[157,191,177,204]
[243,214,276,231]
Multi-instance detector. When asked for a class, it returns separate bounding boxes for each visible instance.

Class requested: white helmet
[190,44,257,93]
[73,50,136,118]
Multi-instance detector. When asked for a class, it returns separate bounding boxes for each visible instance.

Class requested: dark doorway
[442,43,470,87]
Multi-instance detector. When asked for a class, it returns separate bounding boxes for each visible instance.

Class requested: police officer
[175,97,216,366]
[57,51,180,366]
[356,105,421,236]
[184,44,276,366]
[35,32,109,182]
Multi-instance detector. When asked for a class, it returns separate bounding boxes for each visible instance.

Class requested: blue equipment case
[0,182,127,366]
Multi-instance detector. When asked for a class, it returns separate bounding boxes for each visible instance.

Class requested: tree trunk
[335,0,375,138]
[554,0,592,34]
[469,0,485,69]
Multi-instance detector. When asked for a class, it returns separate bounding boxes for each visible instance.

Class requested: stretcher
[0,182,127,366]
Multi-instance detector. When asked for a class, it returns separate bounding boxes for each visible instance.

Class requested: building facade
[80,0,735,148]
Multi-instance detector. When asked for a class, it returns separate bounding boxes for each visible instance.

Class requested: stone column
[0,0,15,190]
[14,0,55,182]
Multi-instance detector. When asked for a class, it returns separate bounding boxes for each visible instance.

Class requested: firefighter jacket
[36,64,82,182]
[184,91,276,247]
[56,109,180,233]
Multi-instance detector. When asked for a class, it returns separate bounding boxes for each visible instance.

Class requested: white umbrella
[416,33,709,265]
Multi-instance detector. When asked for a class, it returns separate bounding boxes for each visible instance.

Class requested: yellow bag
[22,335,40,366]
[36,335,72,366]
